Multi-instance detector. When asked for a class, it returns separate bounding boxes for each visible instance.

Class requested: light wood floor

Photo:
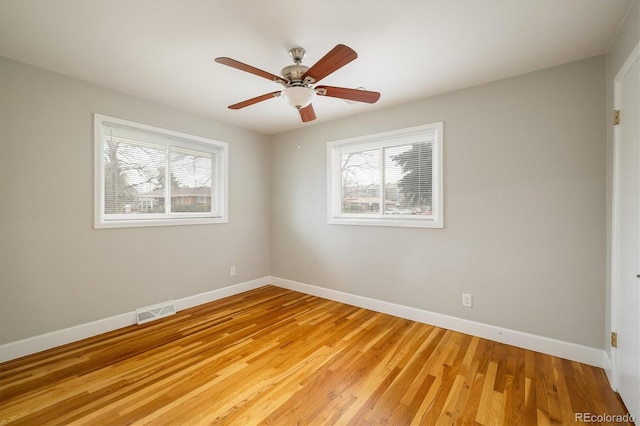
[0,286,632,425]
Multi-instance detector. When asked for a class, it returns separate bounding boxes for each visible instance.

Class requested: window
[327,123,443,228]
[94,114,228,228]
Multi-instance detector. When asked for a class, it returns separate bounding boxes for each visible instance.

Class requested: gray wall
[605,1,639,356]
[271,56,606,349]
[0,51,613,351]
[0,57,271,344]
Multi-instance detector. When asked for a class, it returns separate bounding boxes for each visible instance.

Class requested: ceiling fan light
[282,86,314,108]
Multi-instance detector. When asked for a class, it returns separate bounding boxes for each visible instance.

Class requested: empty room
[0,0,638,424]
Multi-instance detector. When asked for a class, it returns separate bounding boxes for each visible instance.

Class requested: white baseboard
[0,311,137,364]
[603,349,617,390]
[270,276,606,368]
[0,277,270,363]
[174,277,271,311]
[1,275,606,369]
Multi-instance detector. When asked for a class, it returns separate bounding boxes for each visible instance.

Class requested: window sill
[328,216,443,229]
[94,216,228,229]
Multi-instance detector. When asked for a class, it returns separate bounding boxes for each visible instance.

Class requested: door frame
[610,39,640,391]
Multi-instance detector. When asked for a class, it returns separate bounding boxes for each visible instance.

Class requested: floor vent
[136,301,176,325]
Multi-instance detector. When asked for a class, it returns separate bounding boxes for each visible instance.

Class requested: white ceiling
[0,0,634,135]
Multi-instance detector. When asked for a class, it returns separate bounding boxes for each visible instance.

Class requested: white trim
[0,277,269,363]
[174,277,270,311]
[270,276,606,368]
[1,275,606,368]
[95,216,229,229]
[0,311,136,364]
[604,350,616,390]
[609,39,640,391]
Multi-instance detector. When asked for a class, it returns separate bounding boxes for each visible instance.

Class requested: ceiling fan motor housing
[281,64,309,86]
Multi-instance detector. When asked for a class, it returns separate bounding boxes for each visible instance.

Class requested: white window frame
[94,114,228,229]
[327,123,443,228]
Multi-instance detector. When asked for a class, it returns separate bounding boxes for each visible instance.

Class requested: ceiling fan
[215,44,381,123]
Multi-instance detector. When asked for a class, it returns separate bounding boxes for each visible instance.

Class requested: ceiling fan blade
[215,57,285,83]
[315,86,380,103]
[301,44,357,84]
[228,91,281,109]
[299,104,316,122]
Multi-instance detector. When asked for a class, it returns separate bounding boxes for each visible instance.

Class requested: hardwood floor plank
[398,326,446,405]
[0,286,632,425]
[450,357,482,423]
[434,372,466,424]
[475,361,498,425]
[505,348,526,425]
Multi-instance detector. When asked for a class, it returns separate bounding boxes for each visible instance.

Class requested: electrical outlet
[462,293,472,308]
[230,266,236,276]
